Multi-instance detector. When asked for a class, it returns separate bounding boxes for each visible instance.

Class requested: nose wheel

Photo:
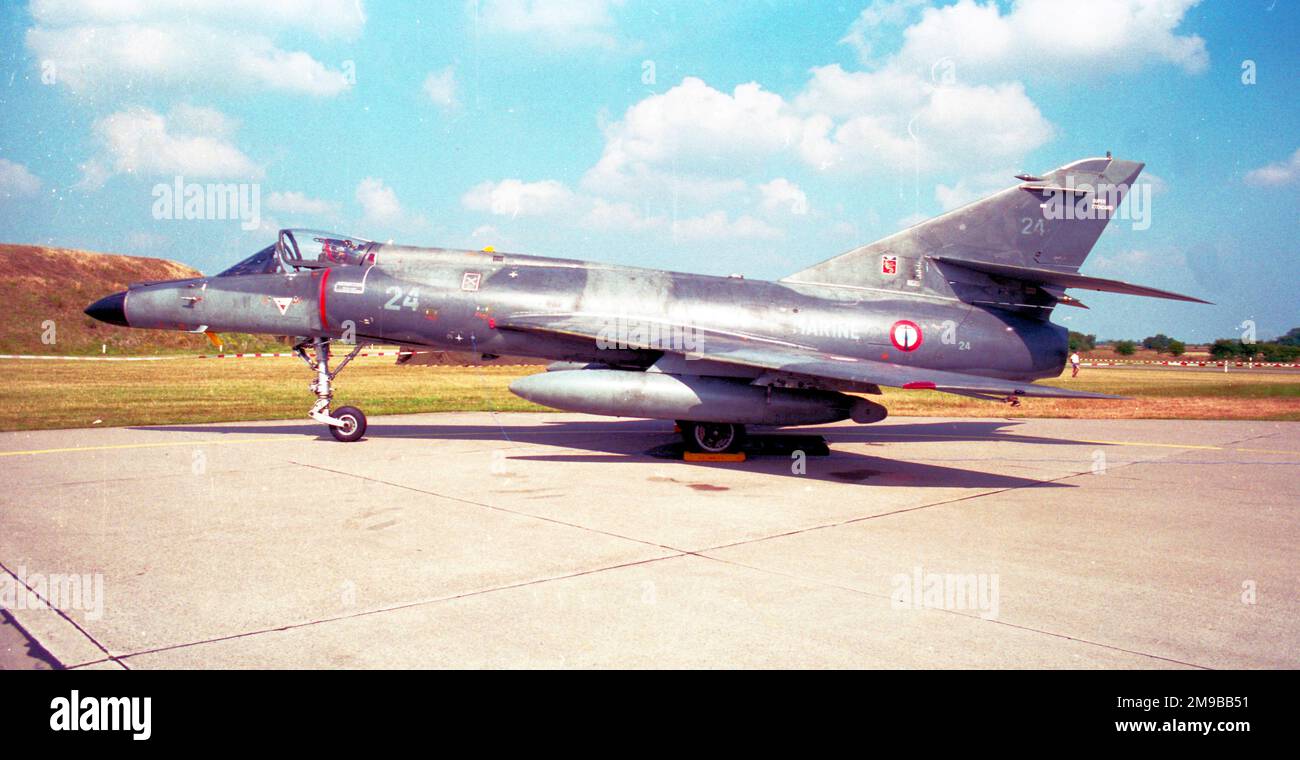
[295,337,368,442]
[328,406,367,442]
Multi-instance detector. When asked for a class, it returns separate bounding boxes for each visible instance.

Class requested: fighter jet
[86,156,1206,451]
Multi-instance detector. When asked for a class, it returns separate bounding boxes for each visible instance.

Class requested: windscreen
[215,244,280,277]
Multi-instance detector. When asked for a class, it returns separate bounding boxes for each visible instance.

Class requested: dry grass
[0,358,546,431]
[0,359,1297,432]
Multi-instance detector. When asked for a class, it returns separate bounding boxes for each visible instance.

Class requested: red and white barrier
[1082,359,1298,368]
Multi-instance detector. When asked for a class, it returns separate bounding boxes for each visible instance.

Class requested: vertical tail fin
[783,157,1144,288]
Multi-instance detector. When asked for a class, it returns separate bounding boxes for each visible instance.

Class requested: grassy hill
[0,244,286,355]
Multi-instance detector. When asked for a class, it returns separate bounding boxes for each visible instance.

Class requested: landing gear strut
[294,337,367,442]
[678,421,745,454]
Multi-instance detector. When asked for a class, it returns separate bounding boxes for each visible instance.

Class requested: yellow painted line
[1071,439,1299,456]
[1231,447,1300,455]
[0,437,294,458]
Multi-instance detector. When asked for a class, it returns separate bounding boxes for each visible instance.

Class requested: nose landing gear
[294,337,368,442]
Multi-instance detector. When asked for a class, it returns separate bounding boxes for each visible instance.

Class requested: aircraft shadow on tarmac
[135,418,1083,489]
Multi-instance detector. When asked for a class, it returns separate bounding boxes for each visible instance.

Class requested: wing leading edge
[497,313,1121,401]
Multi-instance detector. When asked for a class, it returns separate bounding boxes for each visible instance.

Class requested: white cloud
[356,178,406,225]
[168,104,240,139]
[475,0,623,49]
[758,178,808,215]
[579,198,665,231]
[459,176,768,239]
[839,0,926,62]
[1244,148,1300,187]
[892,0,1208,79]
[80,106,262,188]
[578,0,1207,196]
[582,77,804,196]
[586,70,1052,190]
[671,211,783,242]
[0,159,42,198]
[793,64,925,118]
[462,179,576,217]
[423,67,457,108]
[266,191,339,217]
[465,224,523,253]
[26,0,359,97]
[474,2,1209,251]
[934,169,1015,211]
[795,65,1053,172]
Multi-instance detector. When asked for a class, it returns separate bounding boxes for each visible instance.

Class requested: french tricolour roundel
[890,320,923,352]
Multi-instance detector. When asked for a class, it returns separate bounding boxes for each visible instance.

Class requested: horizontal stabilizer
[930,256,1211,304]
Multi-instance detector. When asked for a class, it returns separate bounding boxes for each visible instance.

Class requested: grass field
[1,357,1298,432]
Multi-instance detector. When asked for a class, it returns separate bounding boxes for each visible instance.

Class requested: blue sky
[0,0,1295,342]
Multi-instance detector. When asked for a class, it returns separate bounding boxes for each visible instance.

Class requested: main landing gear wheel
[294,337,369,442]
[329,406,367,442]
[679,421,745,454]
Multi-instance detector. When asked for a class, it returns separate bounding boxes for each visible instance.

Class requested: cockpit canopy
[278,229,376,267]
[217,229,376,277]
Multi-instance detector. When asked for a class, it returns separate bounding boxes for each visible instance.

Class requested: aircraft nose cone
[84,291,129,327]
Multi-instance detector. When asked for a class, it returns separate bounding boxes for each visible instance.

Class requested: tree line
[1069,328,1300,361]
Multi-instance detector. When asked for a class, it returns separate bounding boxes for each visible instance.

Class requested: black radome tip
[84,291,129,327]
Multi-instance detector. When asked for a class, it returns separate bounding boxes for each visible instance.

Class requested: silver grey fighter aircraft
[86,156,1206,452]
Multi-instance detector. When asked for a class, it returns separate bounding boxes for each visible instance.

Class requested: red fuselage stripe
[318,268,331,329]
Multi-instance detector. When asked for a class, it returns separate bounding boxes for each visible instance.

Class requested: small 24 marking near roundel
[890,320,923,351]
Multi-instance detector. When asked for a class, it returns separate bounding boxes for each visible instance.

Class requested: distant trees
[1068,331,1097,352]
[1206,340,1237,361]
[1209,338,1300,362]
[1141,334,1172,353]
[1094,328,1300,363]
[1210,339,1240,360]
[1255,342,1300,362]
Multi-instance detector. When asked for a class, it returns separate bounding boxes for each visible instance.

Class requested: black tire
[682,421,744,454]
[328,406,367,442]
